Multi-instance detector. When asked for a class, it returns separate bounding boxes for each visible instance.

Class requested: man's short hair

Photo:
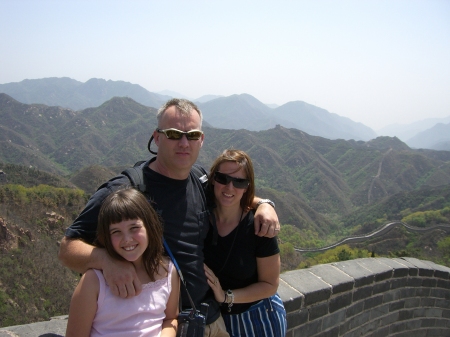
[157,98,203,127]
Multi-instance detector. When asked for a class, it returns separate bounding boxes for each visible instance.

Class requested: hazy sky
[1,0,449,130]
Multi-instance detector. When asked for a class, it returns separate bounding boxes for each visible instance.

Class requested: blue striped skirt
[222,293,287,337]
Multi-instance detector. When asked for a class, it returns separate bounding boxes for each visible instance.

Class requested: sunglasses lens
[164,129,183,139]
[186,131,203,140]
[214,172,249,189]
[233,179,249,189]
[214,172,228,185]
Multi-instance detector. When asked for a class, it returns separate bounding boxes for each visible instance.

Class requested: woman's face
[213,161,248,208]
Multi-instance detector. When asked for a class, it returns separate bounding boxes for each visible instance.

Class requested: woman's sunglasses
[214,172,249,189]
[156,128,203,140]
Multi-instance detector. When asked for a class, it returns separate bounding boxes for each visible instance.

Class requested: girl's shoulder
[83,269,102,284]
[76,269,101,299]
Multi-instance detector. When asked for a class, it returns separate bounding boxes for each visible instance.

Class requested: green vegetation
[297,245,372,268]
[2,96,450,326]
[278,200,450,270]
[0,180,87,327]
[401,208,450,227]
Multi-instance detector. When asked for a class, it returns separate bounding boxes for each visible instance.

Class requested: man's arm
[252,197,280,237]
[58,237,142,298]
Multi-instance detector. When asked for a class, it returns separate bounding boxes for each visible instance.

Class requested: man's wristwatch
[256,199,275,209]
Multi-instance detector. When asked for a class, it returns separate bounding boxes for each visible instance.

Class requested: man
[59,98,279,337]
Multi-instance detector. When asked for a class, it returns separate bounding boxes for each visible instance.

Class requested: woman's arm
[161,265,180,337]
[205,254,280,304]
[65,269,99,337]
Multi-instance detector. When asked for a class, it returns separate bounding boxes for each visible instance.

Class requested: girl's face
[213,161,248,208]
[109,218,148,264]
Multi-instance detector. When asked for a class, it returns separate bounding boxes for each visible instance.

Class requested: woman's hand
[204,264,225,303]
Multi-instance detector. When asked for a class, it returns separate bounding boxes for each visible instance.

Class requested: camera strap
[163,239,198,314]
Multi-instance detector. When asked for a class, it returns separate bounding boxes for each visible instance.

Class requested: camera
[176,303,209,337]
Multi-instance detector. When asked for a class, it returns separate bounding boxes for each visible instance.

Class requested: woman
[204,149,287,337]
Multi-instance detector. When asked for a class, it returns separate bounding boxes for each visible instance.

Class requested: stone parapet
[1,257,449,337]
[279,257,450,337]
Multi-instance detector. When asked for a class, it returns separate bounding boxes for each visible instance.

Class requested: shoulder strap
[122,160,208,193]
[121,160,147,193]
[163,239,198,313]
[192,164,208,186]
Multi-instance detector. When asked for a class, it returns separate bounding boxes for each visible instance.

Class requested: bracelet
[256,199,275,209]
[226,289,234,312]
[222,291,228,304]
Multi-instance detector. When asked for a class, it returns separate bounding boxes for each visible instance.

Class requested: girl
[66,187,180,337]
[204,149,287,337]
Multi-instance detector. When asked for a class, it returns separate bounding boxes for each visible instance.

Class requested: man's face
[153,106,204,174]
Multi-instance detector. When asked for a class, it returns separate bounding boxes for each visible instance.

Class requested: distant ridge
[406,122,450,151]
[0,77,377,141]
[294,221,450,252]
[0,77,169,110]
[199,94,377,141]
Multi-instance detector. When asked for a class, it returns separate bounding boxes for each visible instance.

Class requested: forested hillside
[1,96,450,327]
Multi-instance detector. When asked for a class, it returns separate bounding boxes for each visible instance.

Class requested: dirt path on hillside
[367,148,392,204]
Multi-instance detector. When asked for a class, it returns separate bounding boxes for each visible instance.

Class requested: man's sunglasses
[214,172,250,189]
[156,128,203,140]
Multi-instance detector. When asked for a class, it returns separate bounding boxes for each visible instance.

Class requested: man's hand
[101,254,142,298]
[58,237,143,299]
[254,203,280,237]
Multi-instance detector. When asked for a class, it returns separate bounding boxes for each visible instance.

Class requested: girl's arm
[205,254,280,304]
[65,269,99,337]
[161,266,180,337]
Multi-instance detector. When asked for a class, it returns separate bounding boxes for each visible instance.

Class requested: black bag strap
[121,160,148,193]
[121,160,208,194]
[163,239,198,314]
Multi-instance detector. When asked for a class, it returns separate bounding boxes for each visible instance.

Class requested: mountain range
[1,79,449,329]
[0,77,376,141]
[1,92,450,236]
[3,77,449,149]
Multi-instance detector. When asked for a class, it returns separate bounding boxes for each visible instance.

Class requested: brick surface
[392,258,418,276]
[4,258,450,337]
[370,303,389,320]
[353,285,373,301]
[308,264,355,294]
[329,292,352,313]
[373,280,391,294]
[422,261,450,279]
[400,257,434,277]
[364,294,383,310]
[332,260,375,287]
[281,269,332,306]
[377,257,410,277]
[278,277,304,311]
[356,258,394,282]
[309,302,328,320]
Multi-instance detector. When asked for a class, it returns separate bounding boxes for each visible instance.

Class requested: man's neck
[148,160,190,180]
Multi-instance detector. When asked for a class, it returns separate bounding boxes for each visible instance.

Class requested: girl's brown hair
[208,149,255,210]
[96,188,164,281]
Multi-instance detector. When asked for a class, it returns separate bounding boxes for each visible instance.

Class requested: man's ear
[153,130,160,146]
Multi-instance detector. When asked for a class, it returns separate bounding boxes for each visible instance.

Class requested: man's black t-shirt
[65,158,220,324]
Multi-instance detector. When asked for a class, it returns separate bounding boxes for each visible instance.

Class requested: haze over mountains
[1,77,449,150]
[1,76,449,329]
[1,90,450,234]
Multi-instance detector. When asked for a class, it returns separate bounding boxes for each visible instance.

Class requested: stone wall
[1,257,449,337]
[279,257,450,337]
